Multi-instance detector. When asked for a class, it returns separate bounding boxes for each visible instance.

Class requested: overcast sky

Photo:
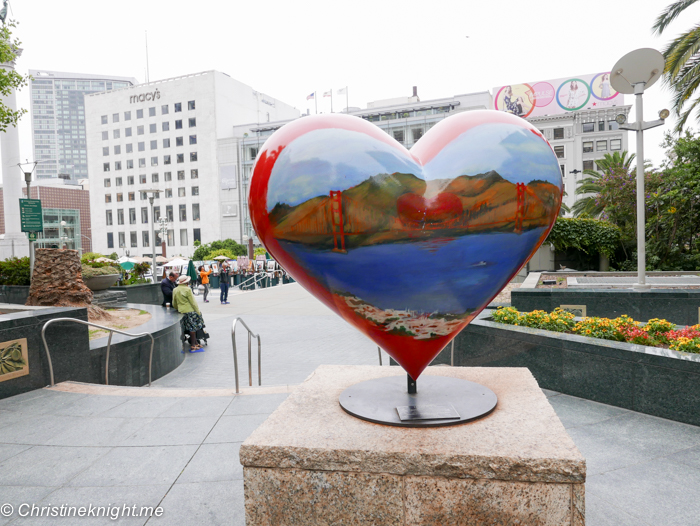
[6,0,698,177]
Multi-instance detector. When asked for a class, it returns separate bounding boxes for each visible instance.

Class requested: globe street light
[611,48,668,290]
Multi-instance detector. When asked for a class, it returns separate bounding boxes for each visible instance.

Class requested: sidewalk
[0,284,698,525]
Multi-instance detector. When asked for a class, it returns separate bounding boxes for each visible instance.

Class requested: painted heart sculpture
[249,111,562,380]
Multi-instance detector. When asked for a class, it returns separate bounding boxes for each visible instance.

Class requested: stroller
[180,317,210,350]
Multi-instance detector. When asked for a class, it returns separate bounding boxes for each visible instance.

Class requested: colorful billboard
[492,73,625,118]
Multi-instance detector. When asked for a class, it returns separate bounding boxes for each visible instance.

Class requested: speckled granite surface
[241,365,586,525]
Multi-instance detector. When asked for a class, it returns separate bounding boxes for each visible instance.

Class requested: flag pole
[330,89,333,113]
[346,86,348,113]
[315,92,317,115]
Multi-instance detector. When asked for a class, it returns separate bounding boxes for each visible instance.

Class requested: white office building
[85,71,300,256]
[30,70,138,181]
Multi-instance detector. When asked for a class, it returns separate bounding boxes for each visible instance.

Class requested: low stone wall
[110,284,163,305]
[512,288,700,326]
[432,311,700,426]
[0,286,30,305]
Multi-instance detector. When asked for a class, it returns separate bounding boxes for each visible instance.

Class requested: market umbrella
[119,261,135,271]
[186,260,198,283]
[212,255,229,261]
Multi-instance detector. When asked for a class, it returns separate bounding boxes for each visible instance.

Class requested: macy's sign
[130,89,161,103]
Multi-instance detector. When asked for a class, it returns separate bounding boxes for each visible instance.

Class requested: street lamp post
[611,48,669,290]
[142,189,159,283]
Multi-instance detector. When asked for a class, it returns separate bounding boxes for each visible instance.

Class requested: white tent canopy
[164,258,189,267]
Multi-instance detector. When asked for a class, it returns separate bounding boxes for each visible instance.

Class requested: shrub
[80,252,104,264]
[81,264,120,280]
[546,217,622,258]
[0,257,30,286]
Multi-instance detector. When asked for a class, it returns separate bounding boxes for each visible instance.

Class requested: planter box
[433,311,700,427]
[110,283,163,305]
[0,286,30,305]
[512,288,700,326]
[84,274,120,291]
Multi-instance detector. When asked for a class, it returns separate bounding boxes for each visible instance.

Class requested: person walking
[219,263,230,304]
[161,271,178,307]
[172,275,206,352]
[198,265,212,303]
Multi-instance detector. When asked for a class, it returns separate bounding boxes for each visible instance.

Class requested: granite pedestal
[240,365,586,525]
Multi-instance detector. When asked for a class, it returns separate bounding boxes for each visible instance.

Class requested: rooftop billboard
[492,73,625,118]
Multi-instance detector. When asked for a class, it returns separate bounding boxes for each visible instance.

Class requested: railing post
[231,323,240,394]
[248,332,252,387]
[105,331,114,385]
[257,336,261,386]
[378,346,382,366]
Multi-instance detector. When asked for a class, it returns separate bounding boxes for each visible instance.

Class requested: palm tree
[573,152,635,218]
[653,0,700,132]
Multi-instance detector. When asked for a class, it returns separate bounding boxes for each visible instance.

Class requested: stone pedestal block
[240,365,586,525]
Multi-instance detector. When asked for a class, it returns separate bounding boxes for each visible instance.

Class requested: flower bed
[492,307,700,353]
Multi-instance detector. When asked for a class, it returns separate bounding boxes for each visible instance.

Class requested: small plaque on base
[396,403,460,421]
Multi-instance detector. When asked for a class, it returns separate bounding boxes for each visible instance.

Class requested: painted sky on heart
[266,123,561,209]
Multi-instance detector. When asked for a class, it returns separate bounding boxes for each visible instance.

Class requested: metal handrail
[236,272,270,290]
[41,318,155,387]
[231,317,261,394]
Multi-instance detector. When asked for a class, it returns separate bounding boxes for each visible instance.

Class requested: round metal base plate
[339,375,498,427]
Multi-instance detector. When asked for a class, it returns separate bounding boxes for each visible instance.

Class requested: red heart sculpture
[249,111,561,379]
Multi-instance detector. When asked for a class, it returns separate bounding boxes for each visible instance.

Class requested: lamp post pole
[149,195,156,283]
[634,83,647,289]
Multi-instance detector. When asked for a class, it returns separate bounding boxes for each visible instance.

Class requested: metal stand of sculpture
[249,111,562,427]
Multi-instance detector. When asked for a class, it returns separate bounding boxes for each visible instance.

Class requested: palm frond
[653,0,700,35]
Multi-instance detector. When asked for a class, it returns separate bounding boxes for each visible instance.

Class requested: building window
[554,145,565,158]
[139,158,146,168]
[136,109,143,119]
[167,229,174,247]
[553,128,564,140]
[149,123,156,134]
[141,207,148,224]
[107,232,114,248]
[412,128,423,142]
[190,152,198,162]
[174,103,182,112]
[124,111,131,121]
[599,121,605,131]
[189,135,197,145]
[162,105,169,115]
[137,125,144,135]
[177,170,185,180]
[101,115,108,125]
[105,194,112,203]
[166,205,173,221]
[180,229,188,246]
[140,191,147,201]
[163,138,170,148]
[126,160,134,170]
[117,209,124,225]
[103,146,109,156]
[106,210,113,225]
[140,174,147,184]
[176,137,183,147]
[193,204,200,221]
[127,175,134,185]
[149,107,156,117]
[193,228,201,243]
[114,145,121,155]
[115,177,123,186]
[188,118,196,128]
[393,129,404,142]
[126,144,133,154]
[249,147,258,160]
[152,173,159,183]
[142,231,149,247]
[164,155,171,165]
[175,120,182,129]
[125,127,132,137]
[129,208,136,224]
[151,156,158,166]
[177,154,184,163]
[560,165,565,178]
[188,100,195,110]
[582,123,595,133]
[192,186,199,196]
[116,193,123,202]
[153,206,160,221]
[138,142,145,152]
[608,121,620,131]
[596,140,607,151]
[112,113,120,124]
[130,232,137,247]
[128,192,135,201]
[114,161,122,171]
[179,204,187,220]
[164,188,172,198]
[104,178,111,187]
[582,141,594,153]
[102,131,108,140]
[149,140,157,150]
[118,232,126,248]
[103,162,110,172]
[178,187,186,198]
[610,139,622,150]
[191,169,198,179]
[583,160,595,171]
[162,122,170,132]
[164,171,172,182]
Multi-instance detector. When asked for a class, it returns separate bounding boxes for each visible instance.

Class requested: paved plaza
[0,283,698,524]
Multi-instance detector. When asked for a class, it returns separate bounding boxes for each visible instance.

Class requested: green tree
[0,21,30,131]
[192,239,247,260]
[573,152,636,218]
[653,0,700,132]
